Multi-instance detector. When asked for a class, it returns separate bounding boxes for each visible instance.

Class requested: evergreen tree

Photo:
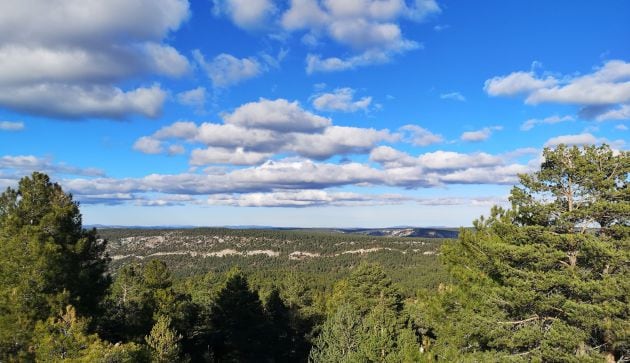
[309,304,363,363]
[329,263,402,315]
[209,270,270,362]
[0,172,110,358]
[433,144,629,361]
[145,315,185,363]
[312,264,423,362]
[265,287,310,362]
[33,305,144,362]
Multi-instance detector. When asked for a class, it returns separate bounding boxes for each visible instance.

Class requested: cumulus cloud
[312,87,372,112]
[0,84,166,120]
[526,60,630,105]
[542,133,626,148]
[0,143,538,208]
[369,146,529,187]
[60,148,529,202]
[520,115,574,131]
[0,121,24,131]
[0,155,105,178]
[134,98,394,164]
[288,126,395,159]
[0,0,190,119]
[194,51,263,87]
[371,146,514,172]
[484,60,630,121]
[168,145,186,155]
[543,133,625,148]
[440,91,466,101]
[278,0,440,72]
[400,125,443,146]
[133,136,163,154]
[594,104,630,121]
[484,71,557,96]
[305,44,420,73]
[207,189,409,207]
[177,87,207,112]
[212,0,277,30]
[460,126,502,142]
[190,147,272,166]
[224,98,331,132]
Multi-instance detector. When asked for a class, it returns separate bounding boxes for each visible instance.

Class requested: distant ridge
[88,225,460,238]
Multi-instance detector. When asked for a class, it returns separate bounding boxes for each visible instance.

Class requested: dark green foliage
[146,315,185,363]
[0,172,110,359]
[33,305,145,362]
[208,270,271,362]
[310,264,423,362]
[6,151,622,363]
[430,145,629,361]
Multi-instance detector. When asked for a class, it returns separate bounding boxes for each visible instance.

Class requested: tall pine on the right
[432,144,629,362]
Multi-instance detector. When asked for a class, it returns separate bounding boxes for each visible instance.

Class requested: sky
[0,0,628,227]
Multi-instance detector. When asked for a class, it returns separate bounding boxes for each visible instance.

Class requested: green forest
[0,144,628,362]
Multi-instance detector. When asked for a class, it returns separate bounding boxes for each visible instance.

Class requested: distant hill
[335,227,459,239]
[89,225,460,238]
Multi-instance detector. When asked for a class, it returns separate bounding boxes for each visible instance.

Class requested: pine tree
[209,270,270,362]
[0,172,110,358]
[145,315,185,363]
[311,264,423,362]
[33,305,144,362]
[309,304,363,363]
[433,144,629,361]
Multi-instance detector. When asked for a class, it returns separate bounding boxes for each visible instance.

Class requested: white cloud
[0,155,104,177]
[544,133,598,147]
[190,147,272,166]
[140,98,393,162]
[0,84,166,120]
[399,125,443,146]
[0,0,190,119]
[417,150,504,170]
[543,133,625,149]
[440,91,466,101]
[212,0,276,30]
[369,146,417,168]
[312,87,372,112]
[167,145,186,155]
[526,60,630,105]
[460,126,502,142]
[194,51,263,88]
[615,124,628,131]
[484,71,557,96]
[370,146,505,171]
[0,121,24,131]
[40,143,539,208]
[142,43,191,77]
[177,87,206,111]
[154,121,199,139]
[433,24,449,31]
[208,189,408,207]
[195,123,280,151]
[485,60,630,121]
[133,136,163,154]
[520,115,574,131]
[289,126,395,159]
[224,98,331,132]
[279,0,438,73]
[305,43,420,73]
[594,104,630,121]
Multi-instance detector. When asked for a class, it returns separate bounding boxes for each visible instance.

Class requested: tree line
[0,144,627,362]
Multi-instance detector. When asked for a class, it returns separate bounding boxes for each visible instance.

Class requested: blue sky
[0,0,628,227]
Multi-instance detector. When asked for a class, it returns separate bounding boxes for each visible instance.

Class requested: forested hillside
[0,144,628,362]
